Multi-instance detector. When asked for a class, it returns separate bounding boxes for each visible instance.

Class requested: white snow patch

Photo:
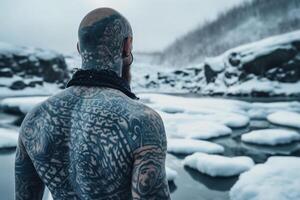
[166,167,177,182]
[172,120,232,140]
[183,153,254,177]
[0,128,19,148]
[267,111,300,129]
[230,156,300,200]
[242,129,300,146]
[0,96,48,114]
[167,138,224,154]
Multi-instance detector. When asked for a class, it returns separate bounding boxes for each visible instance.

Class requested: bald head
[78,8,133,75]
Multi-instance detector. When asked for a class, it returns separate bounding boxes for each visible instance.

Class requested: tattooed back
[18,86,169,200]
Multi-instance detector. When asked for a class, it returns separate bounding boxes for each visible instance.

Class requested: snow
[267,111,300,129]
[167,138,224,154]
[171,120,232,139]
[132,30,300,97]
[0,83,62,98]
[0,41,60,60]
[136,94,300,141]
[241,129,300,146]
[0,96,48,114]
[166,167,177,182]
[183,153,254,177]
[230,156,300,200]
[0,128,19,148]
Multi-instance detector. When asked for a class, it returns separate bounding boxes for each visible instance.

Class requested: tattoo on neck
[79,14,132,76]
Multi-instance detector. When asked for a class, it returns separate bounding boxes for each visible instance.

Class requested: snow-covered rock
[267,111,300,129]
[0,128,18,148]
[183,153,254,177]
[0,96,48,115]
[230,156,300,200]
[167,138,224,154]
[241,129,300,146]
[166,167,177,182]
[0,42,69,97]
[136,30,300,97]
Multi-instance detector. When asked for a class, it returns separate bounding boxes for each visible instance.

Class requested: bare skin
[15,7,170,200]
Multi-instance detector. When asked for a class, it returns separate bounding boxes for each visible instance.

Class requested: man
[15,8,170,200]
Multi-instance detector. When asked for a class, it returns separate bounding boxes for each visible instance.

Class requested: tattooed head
[78,8,133,76]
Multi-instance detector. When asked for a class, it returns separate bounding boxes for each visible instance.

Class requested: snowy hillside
[161,0,300,66]
[138,30,300,97]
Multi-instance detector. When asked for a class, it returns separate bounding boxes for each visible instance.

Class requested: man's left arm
[15,136,45,200]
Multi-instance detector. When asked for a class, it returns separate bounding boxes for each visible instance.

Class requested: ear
[77,42,81,54]
[123,37,133,57]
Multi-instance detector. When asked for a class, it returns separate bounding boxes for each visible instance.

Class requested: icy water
[0,96,300,200]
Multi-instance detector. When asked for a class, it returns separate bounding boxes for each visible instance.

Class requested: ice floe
[267,111,300,129]
[167,138,224,154]
[242,129,300,146]
[0,128,18,148]
[183,153,254,177]
[230,156,300,200]
[171,120,232,139]
[166,167,178,182]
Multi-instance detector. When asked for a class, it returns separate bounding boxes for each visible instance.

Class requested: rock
[0,42,70,91]
[9,80,27,90]
[204,64,218,83]
[0,69,13,77]
[138,30,300,97]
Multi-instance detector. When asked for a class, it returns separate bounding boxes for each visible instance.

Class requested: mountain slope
[160,0,300,67]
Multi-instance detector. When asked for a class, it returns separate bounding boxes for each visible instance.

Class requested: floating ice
[183,153,254,177]
[230,156,300,200]
[167,138,224,154]
[166,167,177,182]
[267,111,300,129]
[173,121,232,139]
[242,129,300,146]
[0,128,19,148]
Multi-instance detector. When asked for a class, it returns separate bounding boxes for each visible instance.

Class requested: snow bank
[0,96,48,114]
[0,128,19,148]
[267,111,300,128]
[242,129,300,146]
[166,167,178,182]
[183,153,254,177]
[230,156,300,200]
[167,138,224,154]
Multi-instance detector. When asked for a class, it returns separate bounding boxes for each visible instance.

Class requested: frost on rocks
[267,111,300,129]
[166,167,178,182]
[230,157,300,200]
[0,128,19,148]
[167,138,224,154]
[0,96,48,114]
[183,153,254,177]
[241,129,300,146]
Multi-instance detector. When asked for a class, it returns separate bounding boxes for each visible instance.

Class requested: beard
[122,64,131,85]
[121,53,133,85]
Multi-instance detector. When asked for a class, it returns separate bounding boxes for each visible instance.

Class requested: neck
[81,52,123,76]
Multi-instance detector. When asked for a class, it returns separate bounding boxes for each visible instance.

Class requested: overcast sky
[0,0,248,54]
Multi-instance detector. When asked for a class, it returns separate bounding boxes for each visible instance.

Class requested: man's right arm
[131,110,170,200]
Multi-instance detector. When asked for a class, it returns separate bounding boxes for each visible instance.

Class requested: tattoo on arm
[131,111,170,200]
[15,137,45,200]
